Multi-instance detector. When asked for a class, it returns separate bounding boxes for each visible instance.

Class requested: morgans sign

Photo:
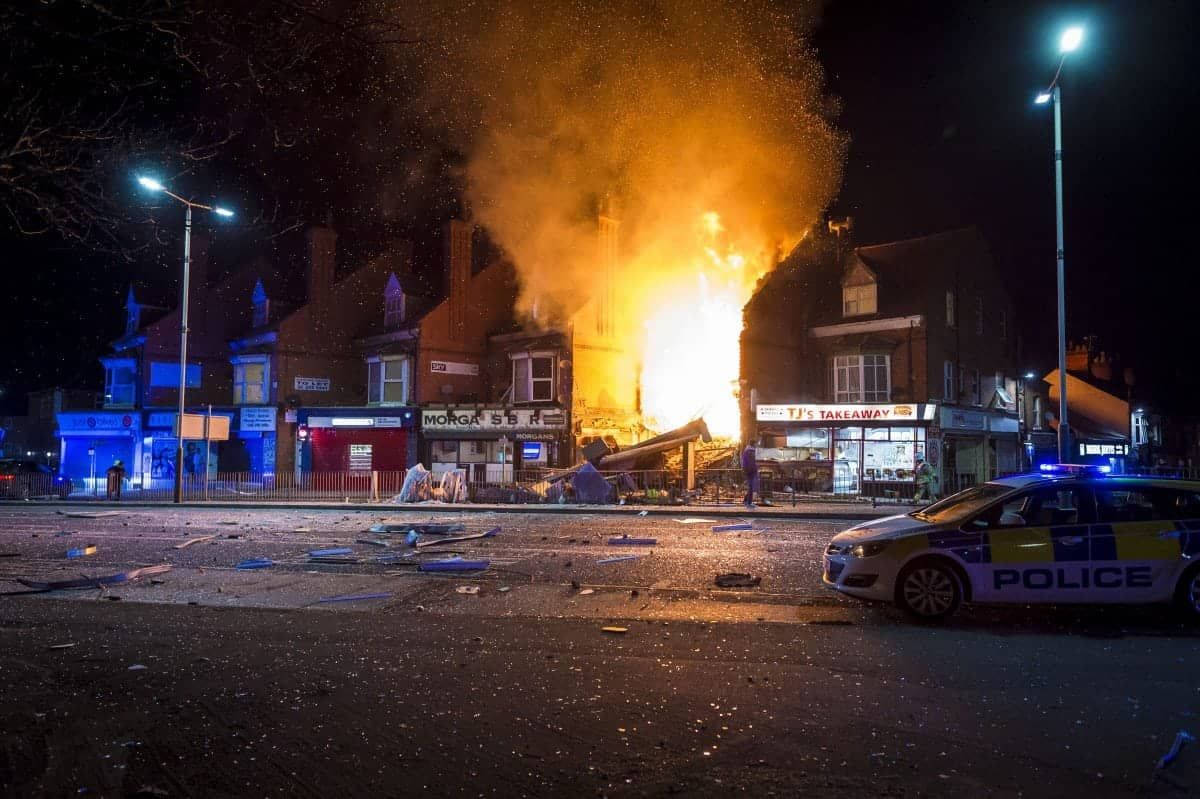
[421,406,566,432]
[756,403,936,422]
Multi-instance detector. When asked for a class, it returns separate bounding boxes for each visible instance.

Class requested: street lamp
[1033,25,1084,463]
[136,176,234,503]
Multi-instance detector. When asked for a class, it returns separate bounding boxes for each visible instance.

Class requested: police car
[823,465,1200,619]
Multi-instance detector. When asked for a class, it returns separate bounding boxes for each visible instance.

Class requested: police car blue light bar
[1038,463,1111,475]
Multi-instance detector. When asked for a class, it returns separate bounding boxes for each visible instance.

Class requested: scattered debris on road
[368,522,466,535]
[674,518,713,524]
[498,586,511,593]
[415,527,500,548]
[56,510,123,518]
[17,564,171,592]
[714,573,761,588]
[127,664,148,671]
[48,643,76,650]
[0,552,21,558]
[316,592,393,604]
[455,585,480,595]
[235,558,274,570]
[418,558,490,572]
[601,626,628,634]
[173,535,217,550]
[1156,730,1195,770]
[309,547,353,557]
[608,536,657,546]
[65,545,97,558]
[578,588,595,595]
[597,555,642,565]
[356,538,391,548]
[712,523,753,532]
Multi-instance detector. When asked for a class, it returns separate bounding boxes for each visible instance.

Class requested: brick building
[744,226,1022,497]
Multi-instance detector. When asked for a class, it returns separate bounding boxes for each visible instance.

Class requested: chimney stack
[443,220,472,341]
[306,221,337,308]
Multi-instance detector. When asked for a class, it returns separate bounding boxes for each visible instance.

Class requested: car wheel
[1175,564,1200,622]
[895,559,962,620]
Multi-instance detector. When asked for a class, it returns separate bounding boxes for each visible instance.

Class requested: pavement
[2,505,1199,797]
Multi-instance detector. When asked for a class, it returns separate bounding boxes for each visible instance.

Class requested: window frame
[945,290,956,328]
[943,360,955,402]
[384,288,406,328]
[231,356,270,405]
[841,282,877,317]
[366,356,410,405]
[102,358,137,407]
[832,354,891,403]
[511,351,556,404]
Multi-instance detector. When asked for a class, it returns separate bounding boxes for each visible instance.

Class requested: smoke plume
[401,0,846,324]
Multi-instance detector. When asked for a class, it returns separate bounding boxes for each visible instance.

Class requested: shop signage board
[305,414,415,429]
[56,412,138,434]
[422,406,566,432]
[294,377,331,392]
[757,403,936,423]
[430,360,480,376]
[240,407,277,432]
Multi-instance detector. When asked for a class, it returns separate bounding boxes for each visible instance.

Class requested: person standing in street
[105,459,126,501]
[741,441,759,509]
[913,455,935,502]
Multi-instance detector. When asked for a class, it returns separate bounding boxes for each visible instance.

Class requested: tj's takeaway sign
[422,406,566,432]
[756,404,936,423]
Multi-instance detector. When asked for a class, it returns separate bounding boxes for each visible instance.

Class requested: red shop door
[309,428,409,472]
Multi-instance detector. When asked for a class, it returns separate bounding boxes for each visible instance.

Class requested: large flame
[639,212,768,437]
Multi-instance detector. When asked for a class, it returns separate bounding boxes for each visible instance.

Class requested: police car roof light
[1039,463,1111,475]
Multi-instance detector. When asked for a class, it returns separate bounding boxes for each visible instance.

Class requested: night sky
[2,0,1197,412]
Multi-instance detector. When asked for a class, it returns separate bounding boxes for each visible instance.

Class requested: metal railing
[59,465,1041,505]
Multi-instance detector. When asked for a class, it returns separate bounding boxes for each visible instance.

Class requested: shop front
[421,405,568,481]
[297,408,419,475]
[219,406,279,476]
[56,411,141,492]
[935,406,1022,492]
[141,409,236,489]
[755,403,938,497]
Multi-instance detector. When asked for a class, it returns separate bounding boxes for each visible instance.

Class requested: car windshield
[911,483,1017,525]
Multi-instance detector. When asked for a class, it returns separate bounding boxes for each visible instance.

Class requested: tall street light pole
[136,176,234,503]
[1035,25,1083,464]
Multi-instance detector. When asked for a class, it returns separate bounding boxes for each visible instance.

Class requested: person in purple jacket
[741,442,759,508]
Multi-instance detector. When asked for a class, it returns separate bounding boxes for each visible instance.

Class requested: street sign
[174,413,231,441]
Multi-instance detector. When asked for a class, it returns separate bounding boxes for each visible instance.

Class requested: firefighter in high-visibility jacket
[913,455,935,502]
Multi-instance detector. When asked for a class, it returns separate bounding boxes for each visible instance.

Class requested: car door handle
[1157,530,1181,539]
[1060,536,1085,545]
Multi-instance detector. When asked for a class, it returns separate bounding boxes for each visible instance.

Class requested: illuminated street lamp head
[137,176,165,192]
[1035,92,1053,105]
[1060,26,1084,53]
[1024,371,1036,380]
[214,207,234,218]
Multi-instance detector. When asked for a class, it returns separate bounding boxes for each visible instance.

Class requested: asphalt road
[2,505,1199,797]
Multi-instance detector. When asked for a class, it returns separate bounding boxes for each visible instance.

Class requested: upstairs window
[512,351,555,403]
[969,369,982,406]
[842,283,877,317]
[367,357,409,405]
[232,358,269,405]
[251,280,270,328]
[1033,396,1043,430]
[974,296,984,335]
[384,273,406,328]
[943,361,956,402]
[946,290,956,328]
[103,360,136,406]
[832,354,890,403]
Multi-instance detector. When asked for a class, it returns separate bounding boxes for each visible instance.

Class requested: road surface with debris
[1,505,1198,797]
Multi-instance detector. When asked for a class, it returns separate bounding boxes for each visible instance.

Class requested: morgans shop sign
[422,406,566,432]
[756,403,937,423]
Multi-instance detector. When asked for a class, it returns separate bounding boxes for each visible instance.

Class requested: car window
[912,483,1016,525]
[1095,485,1200,522]
[968,485,1092,529]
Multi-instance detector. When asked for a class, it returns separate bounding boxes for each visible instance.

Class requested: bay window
[102,359,136,406]
[232,357,269,405]
[367,356,409,405]
[512,351,555,403]
[832,354,890,403]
